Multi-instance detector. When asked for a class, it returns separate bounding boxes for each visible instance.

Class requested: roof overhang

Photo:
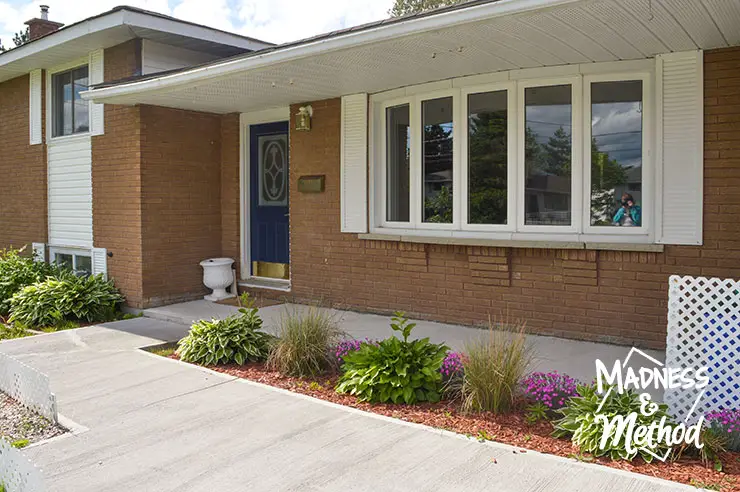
[83,0,740,114]
[0,8,273,84]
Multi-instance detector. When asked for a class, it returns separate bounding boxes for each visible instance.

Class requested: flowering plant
[335,339,375,366]
[520,371,578,409]
[706,409,740,451]
[440,351,466,380]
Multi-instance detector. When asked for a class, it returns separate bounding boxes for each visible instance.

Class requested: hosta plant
[552,384,673,462]
[336,312,448,404]
[177,307,273,366]
[0,247,70,316]
[9,274,123,328]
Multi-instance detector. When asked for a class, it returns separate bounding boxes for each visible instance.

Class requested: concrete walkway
[0,317,688,491]
[144,300,666,392]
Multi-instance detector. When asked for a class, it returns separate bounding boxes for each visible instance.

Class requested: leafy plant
[456,318,532,414]
[0,247,70,316]
[0,324,32,341]
[336,312,449,404]
[334,338,376,366]
[9,274,123,329]
[706,409,740,452]
[177,307,273,366]
[552,384,673,462]
[267,305,344,377]
[525,402,550,424]
[10,439,29,449]
[521,371,578,410]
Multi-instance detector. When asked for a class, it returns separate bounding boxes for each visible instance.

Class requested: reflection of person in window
[613,193,641,227]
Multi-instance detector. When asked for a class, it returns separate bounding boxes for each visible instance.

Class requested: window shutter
[340,93,369,233]
[29,69,42,145]
[31,243,46,263]
[92,248,108,279]
[89,49,105,136]
[656,51,703,245]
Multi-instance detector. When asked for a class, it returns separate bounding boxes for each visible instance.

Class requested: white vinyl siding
[141,40,220,75]
[29,69,42,145]
[47,136,93,248]
[89,49,104,136]
[656,50,704,245]
[341,93,369,233]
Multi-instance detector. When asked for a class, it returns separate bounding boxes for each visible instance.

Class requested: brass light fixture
[295,105,313,131]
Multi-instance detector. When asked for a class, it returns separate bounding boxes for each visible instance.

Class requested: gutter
[82,0,585,102]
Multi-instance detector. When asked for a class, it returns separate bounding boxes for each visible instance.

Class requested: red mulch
[171,356,740,491]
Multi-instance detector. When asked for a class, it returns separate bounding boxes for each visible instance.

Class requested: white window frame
[582,72,653,239]
[370,60,657,244]
[46,56,91,143]
[49,246,92,276]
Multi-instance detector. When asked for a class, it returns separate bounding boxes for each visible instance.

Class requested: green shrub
[177,307,273,366]
[457,319,532,414]
[9,274,124,329]
[267,305,344,377]
[0,247,69,316]
[336,312,448,404]
[0,324,32,341]
[552,384,673,462]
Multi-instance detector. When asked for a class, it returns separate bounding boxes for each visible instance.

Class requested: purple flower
[440,352,466,380]
[520,371,578,409]
[335,339,375,365]
[706,409,740,452]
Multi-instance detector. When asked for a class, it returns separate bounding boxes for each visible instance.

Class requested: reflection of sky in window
[592,102,642,169]
[526,105,571,144]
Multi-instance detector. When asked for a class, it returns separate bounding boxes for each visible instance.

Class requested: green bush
[267,305,344,377]
[336,312,448,404]
[0,324,32,341]
[177,307,273,366]
[552,384,673,462]
[457,319,532,414]
[9,274,124,329]
[0,247,69,316]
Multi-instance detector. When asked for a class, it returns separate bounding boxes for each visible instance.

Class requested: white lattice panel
[0,352,57,423]
[0,438,46,492]
[666,276,740,420]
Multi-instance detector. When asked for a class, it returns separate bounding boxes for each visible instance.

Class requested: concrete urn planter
[199,258,236,302]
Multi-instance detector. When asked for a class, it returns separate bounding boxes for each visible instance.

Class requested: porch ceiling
[84,0,740,114]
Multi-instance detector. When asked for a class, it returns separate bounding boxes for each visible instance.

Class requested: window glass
[52,65,89,137]
[590,81,643,227]
[524,85,572,226]
[422,97,453,223]
[55,253,73,271]
[386,104,410,222]
[468,91,507,225]
[75,255,93,276]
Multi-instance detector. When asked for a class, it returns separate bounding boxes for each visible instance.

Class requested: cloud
[0,0,394,49]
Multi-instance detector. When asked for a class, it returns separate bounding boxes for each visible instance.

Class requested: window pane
[55,253,73,270]
[524,85,572,226]
[75,255,92,277]
[73,67,89,133]
[468,91,507,225]
[386,104,410,222]
[590,81,643,227]
[52,71,72,137]
[422,97,453,223]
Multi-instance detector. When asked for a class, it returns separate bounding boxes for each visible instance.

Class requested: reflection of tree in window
[468,91,507,225]
[423,97,453,223]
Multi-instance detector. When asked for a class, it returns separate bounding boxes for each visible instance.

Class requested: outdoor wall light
[295,105,313,132]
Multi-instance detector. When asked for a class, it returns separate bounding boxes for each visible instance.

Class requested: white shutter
[340,93,369,233]
[29,69,42,145]
[92,248,108,279]
[656,51,703,245]
[89,50,105,136]
[31,243,46,263]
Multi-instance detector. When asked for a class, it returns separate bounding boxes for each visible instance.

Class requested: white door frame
[239,107,291,289]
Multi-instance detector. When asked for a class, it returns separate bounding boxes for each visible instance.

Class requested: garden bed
[0,393,66,447]
[161,353,739,492]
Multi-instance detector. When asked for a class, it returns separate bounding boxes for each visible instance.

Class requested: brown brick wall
[92,41,144,306]
[221,113,242,276]
[0,74,47,252]
[276,47,740,350]
[139,105,223,306]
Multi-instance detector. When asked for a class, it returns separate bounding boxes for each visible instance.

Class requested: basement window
[51,65,89,137]
[51,248,92,277]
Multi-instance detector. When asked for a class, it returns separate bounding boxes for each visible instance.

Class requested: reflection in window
[590,81,643,227]
[422,97,453,223]
[55,253,73,271]
[524,85,572,226]
[468,91,507,225]
[52,65,89,137]
[386,104,410,222]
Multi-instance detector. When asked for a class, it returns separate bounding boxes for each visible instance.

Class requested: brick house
[3,1,740,349]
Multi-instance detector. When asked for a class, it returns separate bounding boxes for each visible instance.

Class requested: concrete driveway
[0,318,687,492]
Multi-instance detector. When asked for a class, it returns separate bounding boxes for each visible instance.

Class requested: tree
[468,109,507,224]
[589,137,629,225]
[389,0,465,17]
[13,28,30,47]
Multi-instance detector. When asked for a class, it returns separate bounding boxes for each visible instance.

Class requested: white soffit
[84,0,740,114]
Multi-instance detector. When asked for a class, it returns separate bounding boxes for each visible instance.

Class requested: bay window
[374,67,652,242]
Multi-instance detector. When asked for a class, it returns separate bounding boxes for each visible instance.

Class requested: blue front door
[250,122,290,278]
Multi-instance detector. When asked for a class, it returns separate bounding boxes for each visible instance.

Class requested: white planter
[199,258,236,302]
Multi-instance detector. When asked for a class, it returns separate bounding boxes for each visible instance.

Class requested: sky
[0,0,395,48]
